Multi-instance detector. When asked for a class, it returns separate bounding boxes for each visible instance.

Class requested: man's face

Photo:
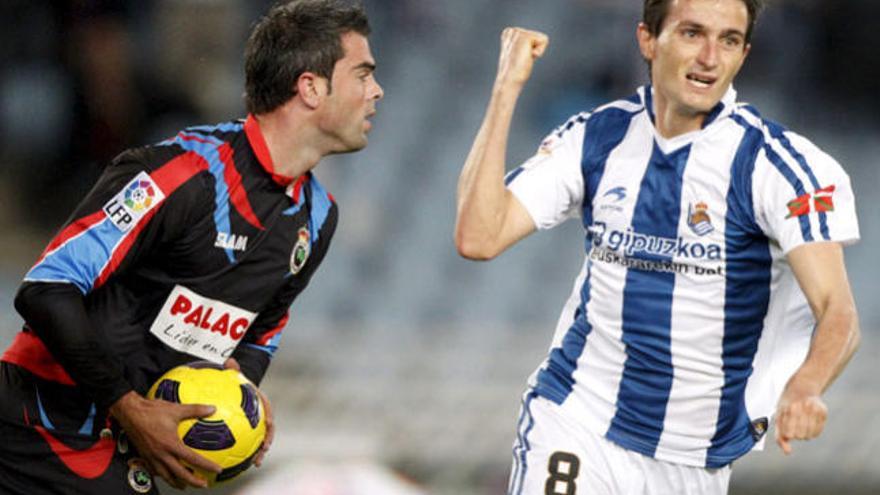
[638,0,750,117]
[319,32,383,152]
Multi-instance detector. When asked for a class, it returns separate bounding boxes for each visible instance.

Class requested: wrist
[109,390,143,419]
[491,80,524,100]
[787,367,826,395]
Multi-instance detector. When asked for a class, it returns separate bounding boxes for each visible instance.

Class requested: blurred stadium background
[0,0,877,493]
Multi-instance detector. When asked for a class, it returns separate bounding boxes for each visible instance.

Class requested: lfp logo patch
[124,180,157,213]
[103,171,165,232]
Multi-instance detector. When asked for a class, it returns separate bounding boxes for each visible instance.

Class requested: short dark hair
[642,0,763,43]
[244,0,370,115]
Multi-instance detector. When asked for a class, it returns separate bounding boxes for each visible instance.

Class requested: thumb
[775,428,792,455]
[178,403,216,420]
[532,36,549,58]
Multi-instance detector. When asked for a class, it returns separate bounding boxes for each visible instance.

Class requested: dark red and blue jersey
[2,115,337,409]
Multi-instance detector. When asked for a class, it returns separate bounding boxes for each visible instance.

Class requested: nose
[697,39,719,68]
[371,78,384,101]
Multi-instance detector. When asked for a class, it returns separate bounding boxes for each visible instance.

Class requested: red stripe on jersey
[256,312,289,346]
[244,114,294,186]
[33,211,107,267]
[151,151,210,193]
[219,143,264,230]
[34,425,116,479]
[93,153,209,289]
[291,175,309,204]
[1,331,76,385]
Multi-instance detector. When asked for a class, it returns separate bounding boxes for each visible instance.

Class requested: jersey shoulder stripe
[731,111,816,242]
[25,154,209,292]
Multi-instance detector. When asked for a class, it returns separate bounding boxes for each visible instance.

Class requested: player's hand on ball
[495,27,549,90]
[224,358,274,468]
[774,375,828,455]
[110,391,222,489]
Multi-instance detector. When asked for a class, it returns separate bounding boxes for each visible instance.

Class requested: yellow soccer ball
[147,361,266,486]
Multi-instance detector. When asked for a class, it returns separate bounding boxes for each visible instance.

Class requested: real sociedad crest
[290,227,311,275]
[687,201,714,236]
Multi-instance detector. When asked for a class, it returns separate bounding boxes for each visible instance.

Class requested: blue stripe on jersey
[706,123,772,467]
[78,403,97,435]
[504,167,525,186]
[166,131,238,262]
[731,115,814,242]
[644,85,656,124]
[26,218,126,294]
[532,105,638,403]
[307,175,333,244]
[185,121,244,135]
[244,340,280,356]
[510,391,537,495]
[534,261,593,403]
[606,142,691,458]
[702,100,725,129]
[764,120,830,240]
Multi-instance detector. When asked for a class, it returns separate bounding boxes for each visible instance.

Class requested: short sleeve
[505,116,586,230]
[753,131,860,254]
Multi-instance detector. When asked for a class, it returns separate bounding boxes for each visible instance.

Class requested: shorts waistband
[2,331,76,385]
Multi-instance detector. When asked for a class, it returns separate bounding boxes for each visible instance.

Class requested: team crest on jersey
[290,227,311,275]
[687,201,714,236]
[537,134,562,155]
[103,171,165,232]
[749,417,769,442]
[127,458,153,493]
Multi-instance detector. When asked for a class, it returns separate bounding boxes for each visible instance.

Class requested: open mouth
[686,73,716,89]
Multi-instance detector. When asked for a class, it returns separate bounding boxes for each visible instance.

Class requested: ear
[636,22,656,63]
[295,72,328,109]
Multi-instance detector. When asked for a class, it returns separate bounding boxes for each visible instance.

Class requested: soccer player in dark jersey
[0,0,383,492]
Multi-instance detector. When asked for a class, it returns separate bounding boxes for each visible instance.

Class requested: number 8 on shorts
[545,451,581,495]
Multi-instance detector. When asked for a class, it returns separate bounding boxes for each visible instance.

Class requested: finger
[177,403,216,420]
[223,357,241,371]
[777,434,792,455]
[162,454,209,489]
[806,400,828,439]
[531,35,549,58]
[255,392,274,467]
[145,458,178,489]
[176,446,222,475]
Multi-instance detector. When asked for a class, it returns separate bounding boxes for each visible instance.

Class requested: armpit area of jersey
[12,281,132,409]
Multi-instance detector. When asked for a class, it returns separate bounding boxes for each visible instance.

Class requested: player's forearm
[791,299,860,394]
[455,85,522,259]
[14,282,133,408]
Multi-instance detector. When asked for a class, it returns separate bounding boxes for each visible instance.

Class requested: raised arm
[454,27,548,260]
[774,241,860,454]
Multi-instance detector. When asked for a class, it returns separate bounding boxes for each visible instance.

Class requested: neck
[254,107,327,179]
[652,93,705,140]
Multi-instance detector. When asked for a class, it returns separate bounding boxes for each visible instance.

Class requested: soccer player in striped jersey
[0,1,382,493]
[455,1,860,493]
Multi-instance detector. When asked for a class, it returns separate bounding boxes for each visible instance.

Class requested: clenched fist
[774,375,828,455]
[495,27,549,90]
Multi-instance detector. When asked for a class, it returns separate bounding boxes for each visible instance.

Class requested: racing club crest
[687,201,714,236]
[127,458,153,493]
[290,227,311,275]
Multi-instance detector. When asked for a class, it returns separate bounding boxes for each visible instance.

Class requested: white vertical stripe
[565,113,655,433]
[656,124,743,464]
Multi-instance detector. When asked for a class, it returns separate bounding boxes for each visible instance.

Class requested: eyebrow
[678,21,745,39]
[352,62,376,73]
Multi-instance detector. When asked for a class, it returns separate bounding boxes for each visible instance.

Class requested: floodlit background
[1,1,877,494]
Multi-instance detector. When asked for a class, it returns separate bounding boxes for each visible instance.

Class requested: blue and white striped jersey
[506,85,860,468]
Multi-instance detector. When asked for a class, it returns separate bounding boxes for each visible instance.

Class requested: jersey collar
[244,114,296,186]
[639,84,738,130]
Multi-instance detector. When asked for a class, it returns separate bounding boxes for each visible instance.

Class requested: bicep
[497,191,538,251]
[787,242,855,318]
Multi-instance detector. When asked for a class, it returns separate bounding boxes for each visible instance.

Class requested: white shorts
[507,393,732,495]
